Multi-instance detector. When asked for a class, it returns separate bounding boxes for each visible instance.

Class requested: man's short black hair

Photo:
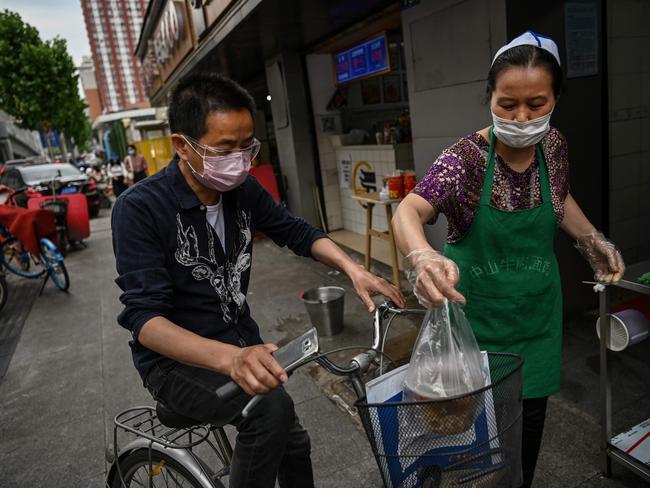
[168,72,256,139]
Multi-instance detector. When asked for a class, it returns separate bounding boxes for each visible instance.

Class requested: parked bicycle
[105,303,523,488]
[0,225,69,292]
[0,184,71,255]
[39,197,69,256]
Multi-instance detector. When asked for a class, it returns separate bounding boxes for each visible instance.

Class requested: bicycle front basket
[355,352,523,488]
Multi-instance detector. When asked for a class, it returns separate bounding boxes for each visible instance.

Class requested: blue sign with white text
[39,129,60,148]
[335,33,389,84]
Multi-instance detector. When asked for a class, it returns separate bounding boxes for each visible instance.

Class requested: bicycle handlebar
[214,302,427,412]
[215,380,244,403]
[371,302,425,351]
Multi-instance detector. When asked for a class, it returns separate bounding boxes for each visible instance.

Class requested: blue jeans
[144,361,314,488]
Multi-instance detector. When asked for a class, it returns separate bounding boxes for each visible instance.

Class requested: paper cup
[596,309,650,351]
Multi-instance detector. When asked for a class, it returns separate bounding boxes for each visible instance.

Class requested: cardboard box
[611,418,650,467]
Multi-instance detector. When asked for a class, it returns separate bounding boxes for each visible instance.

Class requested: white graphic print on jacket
[174,210,252,323]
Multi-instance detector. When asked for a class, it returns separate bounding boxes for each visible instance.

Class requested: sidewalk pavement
[0,209,648,487]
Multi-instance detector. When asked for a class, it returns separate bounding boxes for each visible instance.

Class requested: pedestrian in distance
[124,144,148,185]
[108,157,128,197]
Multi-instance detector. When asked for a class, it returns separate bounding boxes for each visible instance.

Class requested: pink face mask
[183,136,252,192]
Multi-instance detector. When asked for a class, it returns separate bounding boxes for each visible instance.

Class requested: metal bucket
[301,286,345,336]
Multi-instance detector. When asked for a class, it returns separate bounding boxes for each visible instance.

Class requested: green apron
[444,127,562,399]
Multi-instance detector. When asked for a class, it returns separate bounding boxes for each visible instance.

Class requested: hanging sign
[335,33,390,84]
[565,2,598,78]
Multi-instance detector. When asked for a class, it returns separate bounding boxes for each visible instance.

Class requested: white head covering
[492,31,561,67]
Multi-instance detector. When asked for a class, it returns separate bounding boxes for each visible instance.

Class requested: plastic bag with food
[402,300,485,434]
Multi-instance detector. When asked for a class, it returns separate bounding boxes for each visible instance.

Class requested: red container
[386,175,404,199]
[27,193,90,242]
[404,171,417,194]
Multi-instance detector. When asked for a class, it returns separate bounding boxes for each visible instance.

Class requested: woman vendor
[392,31,625,487]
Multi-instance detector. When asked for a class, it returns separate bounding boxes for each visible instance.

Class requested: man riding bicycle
[112,72,404,488]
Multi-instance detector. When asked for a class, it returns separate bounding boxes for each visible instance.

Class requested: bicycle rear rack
[114,406,211,450]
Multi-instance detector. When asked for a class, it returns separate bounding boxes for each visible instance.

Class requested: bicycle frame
[106,303,426,488]
[316,302,425,399]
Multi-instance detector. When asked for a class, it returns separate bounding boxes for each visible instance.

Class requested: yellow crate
[134,136,174,175]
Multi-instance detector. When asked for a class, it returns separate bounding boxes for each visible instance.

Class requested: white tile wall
[610,119,642,156]
[610,187,640,222]
[609,0,647,38]
[608,37,642,76]
[641,73,650,108]
[610,218,640,254]
[608,0,650,262]
[641,152,650,183]
[609,153,641,190]
[332,145,405,236]
[609,74,641,111]
[642,119,650,152]
[638,182,650,217]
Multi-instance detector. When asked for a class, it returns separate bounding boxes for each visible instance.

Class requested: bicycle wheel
[0,237,47,278]
[40,239,70,291]
[110,449,215,488]
[0,274,7,312]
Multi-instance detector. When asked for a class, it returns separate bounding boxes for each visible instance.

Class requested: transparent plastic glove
[404,249,465,308]
[575,232,625,284]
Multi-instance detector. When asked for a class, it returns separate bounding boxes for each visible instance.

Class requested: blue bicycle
[0,225,70,292]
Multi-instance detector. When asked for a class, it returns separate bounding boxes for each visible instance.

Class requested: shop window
[336,31,411,141]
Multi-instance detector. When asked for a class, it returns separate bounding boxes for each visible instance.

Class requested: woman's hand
[405,249,465,307]
[348,265,405,312]
[575,232,625,283]
[392,195,463,308]
[561,194,625,283]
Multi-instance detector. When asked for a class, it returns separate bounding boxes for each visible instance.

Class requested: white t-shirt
[109,163,124,177]
[205,200,225,252]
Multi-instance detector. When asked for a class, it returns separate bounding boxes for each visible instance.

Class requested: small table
[351,192,402,287]
[599,259,650,482]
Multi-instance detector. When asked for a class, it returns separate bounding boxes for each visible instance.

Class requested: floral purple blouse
[412,127,570,243]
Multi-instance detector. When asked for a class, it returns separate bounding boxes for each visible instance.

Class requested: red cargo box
[27,193,90,242]
[250,165,281,202]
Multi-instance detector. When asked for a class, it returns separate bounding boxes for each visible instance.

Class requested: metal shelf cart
[599,260,650,482]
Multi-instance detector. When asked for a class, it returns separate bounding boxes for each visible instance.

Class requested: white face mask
[491,109,553,148]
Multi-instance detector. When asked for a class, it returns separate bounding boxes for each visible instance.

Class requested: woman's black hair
[486,45,564,100]
[168,72,256,139]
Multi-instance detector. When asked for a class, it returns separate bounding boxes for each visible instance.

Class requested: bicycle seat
[155,402,200,429]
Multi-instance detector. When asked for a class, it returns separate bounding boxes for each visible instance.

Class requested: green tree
[0,10,91,157]
[108,120,128,159]
[47,38,91,151]
[0,10,41,118]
